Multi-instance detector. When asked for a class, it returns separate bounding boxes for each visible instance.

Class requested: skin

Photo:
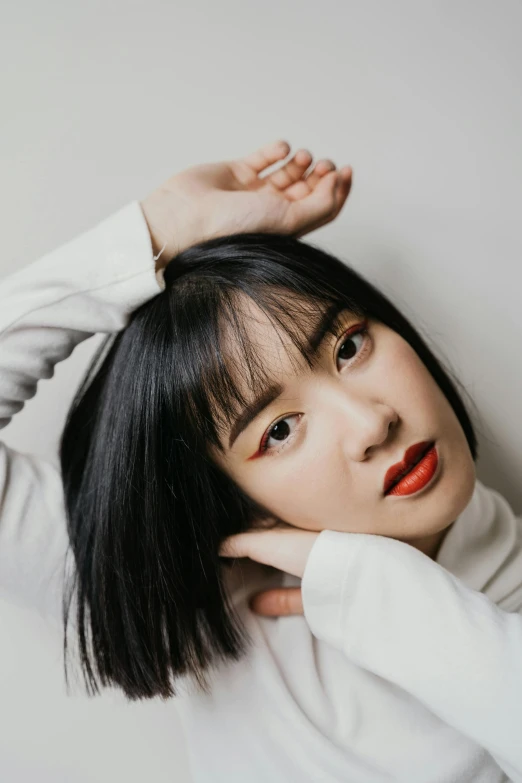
[215,298,477,613]
[140,140,353,265]
[140,139,475,618]
[139,138,354,617]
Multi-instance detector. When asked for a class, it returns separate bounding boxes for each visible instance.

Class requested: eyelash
[258,319,371,456]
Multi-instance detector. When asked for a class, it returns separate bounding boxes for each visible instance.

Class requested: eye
[258,412,304,456]
[336,325,368,367]
[257,321,371,456]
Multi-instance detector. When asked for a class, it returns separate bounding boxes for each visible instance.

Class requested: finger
[294,167,353,237]
[332,166,353,216]
[241,139,291,175]
[218,527,315,578]
[284,159,336,201]
[287,169,339,232]
[218,537,242,559]
[218,531,269,561]
[305,158,336,190]
[218,530,284,565]
[218,522,286,558]
[266,148,313,190]
[249,587,304,616]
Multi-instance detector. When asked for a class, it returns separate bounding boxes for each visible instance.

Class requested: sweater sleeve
[301,530,522,783]
[0,200,165,623]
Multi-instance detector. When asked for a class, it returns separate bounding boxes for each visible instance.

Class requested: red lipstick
[383,440,438,497]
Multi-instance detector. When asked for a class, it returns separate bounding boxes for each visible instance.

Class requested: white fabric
[0,201,521,782]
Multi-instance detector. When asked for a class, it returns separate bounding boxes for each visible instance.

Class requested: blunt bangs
[164,275,365,456]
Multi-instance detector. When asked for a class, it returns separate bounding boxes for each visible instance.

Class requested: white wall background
[1,1,521,780]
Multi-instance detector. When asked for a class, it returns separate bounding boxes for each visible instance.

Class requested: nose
[337,394,398,462]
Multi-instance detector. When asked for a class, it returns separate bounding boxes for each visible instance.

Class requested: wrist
[140,183,205,269]
[139,194,175,269]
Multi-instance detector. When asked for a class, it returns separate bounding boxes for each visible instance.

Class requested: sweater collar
[436,478,521,603]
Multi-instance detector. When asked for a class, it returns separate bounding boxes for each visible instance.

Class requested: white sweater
[0,201,521,783]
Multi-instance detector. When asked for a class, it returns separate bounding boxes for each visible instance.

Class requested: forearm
[0,201,163,430]
[302,530,522,779]
[0,200,165,622]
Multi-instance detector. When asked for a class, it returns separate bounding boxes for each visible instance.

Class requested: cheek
[379,335,445,427]
[381,333,476,504]
[234,452,341,530]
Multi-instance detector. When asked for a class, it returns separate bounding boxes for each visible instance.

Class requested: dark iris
[271,420,290,441]
[338,336,357,361]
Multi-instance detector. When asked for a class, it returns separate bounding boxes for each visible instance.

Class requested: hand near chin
[219,521,320,617]
[140,140,353,267]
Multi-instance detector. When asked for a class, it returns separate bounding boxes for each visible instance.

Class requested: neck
[411,521,455,561]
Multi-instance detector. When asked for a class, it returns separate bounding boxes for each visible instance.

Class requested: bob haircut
[60,232,479,701]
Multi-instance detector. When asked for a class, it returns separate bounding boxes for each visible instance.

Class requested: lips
[383,440,435,495]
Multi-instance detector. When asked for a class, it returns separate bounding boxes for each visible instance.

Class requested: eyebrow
[227,302,349,449]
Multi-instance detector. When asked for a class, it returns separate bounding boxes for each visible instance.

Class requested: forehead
[220,292,324,379]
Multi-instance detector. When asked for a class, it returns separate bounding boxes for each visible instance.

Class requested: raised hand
[140,140,353,267]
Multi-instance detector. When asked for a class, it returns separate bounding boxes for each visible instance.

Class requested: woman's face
[211,296,476,558]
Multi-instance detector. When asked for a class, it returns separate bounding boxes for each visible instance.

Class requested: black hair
[59,232,478,701]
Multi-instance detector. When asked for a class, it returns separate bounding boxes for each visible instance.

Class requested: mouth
[383,440,439,497]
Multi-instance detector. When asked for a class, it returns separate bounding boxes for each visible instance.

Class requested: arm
[0,141,352,623]
[0,201,164,430]
[0,201,163,621]
[301,530,522,782]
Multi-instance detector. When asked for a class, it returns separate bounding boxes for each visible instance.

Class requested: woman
[1,141,521,783]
